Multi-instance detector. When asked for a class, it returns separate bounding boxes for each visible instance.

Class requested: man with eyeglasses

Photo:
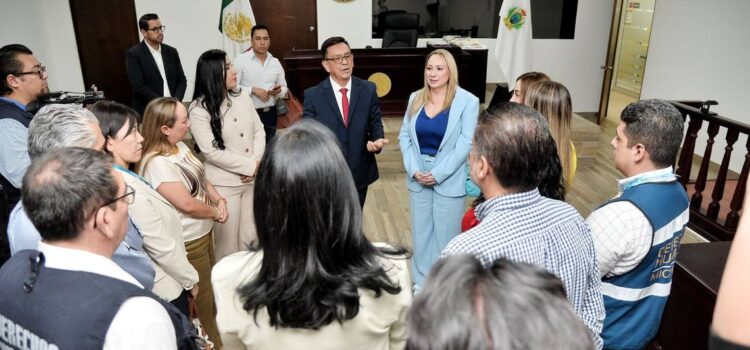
[0,44,49,265]
[303,36,389,208]
[0,147,195,349]
[5,104,156,291]
[125,13,187,117]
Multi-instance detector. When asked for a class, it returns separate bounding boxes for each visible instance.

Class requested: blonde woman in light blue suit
[398,49,479,290]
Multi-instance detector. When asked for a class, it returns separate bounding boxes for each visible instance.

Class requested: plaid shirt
[442,188,605,349]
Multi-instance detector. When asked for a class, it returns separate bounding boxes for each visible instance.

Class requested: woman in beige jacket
[90,100,198,316]
[212,120,411,350]
[189,49,265,262]
[140,97,228,348]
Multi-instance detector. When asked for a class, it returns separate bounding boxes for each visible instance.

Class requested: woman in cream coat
[212,120,411,349]
[90,101,199,315]
[398,49,479,291]
[189,49,265,261]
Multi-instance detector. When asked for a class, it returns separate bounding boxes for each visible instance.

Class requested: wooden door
[597,0,623,123]
[69,0,138,105]
[250,0,318,62]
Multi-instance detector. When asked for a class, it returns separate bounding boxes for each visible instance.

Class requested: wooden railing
[673,101,750,241]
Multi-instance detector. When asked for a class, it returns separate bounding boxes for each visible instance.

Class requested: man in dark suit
[125,13,187,116]
[303,36,389,207]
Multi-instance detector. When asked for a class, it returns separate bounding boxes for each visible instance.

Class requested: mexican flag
[219,0,256,58]
[494,0,532,91]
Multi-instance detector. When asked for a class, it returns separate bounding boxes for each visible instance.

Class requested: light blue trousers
[409,155,465,288]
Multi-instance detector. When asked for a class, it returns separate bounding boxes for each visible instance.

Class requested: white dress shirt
[37,242,176,350]
[587,167,678,278]
[234,49,288,108]
[147,43,171,98]
[329,77,352,123]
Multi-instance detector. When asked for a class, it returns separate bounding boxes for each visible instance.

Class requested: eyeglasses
[14,66,46,79]
[147,26,166,32]
[104,184,136,206]
[324,53,353,64]
[92,184,135,228]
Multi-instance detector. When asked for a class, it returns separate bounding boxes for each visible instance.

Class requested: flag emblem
[222,12,254,43]
[503,7,527,30]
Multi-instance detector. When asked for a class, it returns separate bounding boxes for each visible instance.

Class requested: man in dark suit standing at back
[303,36,389,207]
[125,13,187,117]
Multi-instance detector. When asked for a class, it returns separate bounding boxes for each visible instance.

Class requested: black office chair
[377,10,406,37]
[381,12,420,48]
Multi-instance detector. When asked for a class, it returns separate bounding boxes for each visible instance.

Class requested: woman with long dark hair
[189,49,265,261]
[212,119,411,349]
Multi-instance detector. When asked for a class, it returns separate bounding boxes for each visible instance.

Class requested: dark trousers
[170,288,190,317]
[357,187,368,208]
[0,182,19,267]
[256,107,277,144]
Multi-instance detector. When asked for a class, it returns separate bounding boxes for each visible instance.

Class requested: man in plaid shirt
[442,103,605,348]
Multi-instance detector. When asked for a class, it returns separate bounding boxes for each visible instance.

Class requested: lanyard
[113,164,152,188]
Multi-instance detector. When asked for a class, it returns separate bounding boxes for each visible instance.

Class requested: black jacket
[125,41,187,116]
[302,77,385,189]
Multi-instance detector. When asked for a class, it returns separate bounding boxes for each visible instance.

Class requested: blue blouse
[416,107,450,156]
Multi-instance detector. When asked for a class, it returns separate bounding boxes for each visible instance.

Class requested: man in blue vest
[0,44,48,265]
[587,99,689,350]
[0,148,196,349]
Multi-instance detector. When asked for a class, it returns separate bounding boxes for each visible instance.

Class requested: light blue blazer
[398,87,479,197]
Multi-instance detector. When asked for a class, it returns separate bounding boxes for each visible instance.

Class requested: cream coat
[117,167,199,301]
[188,90,265,187]
[212,246,412,349]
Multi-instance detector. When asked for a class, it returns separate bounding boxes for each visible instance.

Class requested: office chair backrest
[382,12,420,48]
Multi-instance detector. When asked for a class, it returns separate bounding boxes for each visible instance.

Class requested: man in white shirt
[125,13,187,116]
[0,148,192,349]
[586,99,688,350]
[234,24,288,143]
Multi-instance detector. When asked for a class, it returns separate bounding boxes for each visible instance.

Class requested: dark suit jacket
[125,41,187,115]
[303,76,385,189]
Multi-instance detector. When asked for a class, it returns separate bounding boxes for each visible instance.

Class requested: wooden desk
[653,241,731,350]
[284,46,487,117]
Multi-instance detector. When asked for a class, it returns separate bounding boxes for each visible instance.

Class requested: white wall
[0,0,85,92]
[2,0,611,111]
[317,0,613,111]
[641,0,750,171]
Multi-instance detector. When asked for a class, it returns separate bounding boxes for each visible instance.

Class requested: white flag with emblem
[219,0,256,58]
[494,0,532,91]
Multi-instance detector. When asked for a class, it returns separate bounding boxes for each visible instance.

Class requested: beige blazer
[117,167,199,301]
[211,245,411,350]
[188,90,266,187]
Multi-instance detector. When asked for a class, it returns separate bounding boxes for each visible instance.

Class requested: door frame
[597,0,624,123]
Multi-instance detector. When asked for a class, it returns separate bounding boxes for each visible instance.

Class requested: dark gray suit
[303,76,385,206]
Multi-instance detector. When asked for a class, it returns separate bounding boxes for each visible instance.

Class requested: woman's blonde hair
[514,71,550,104]
[525,81,574,183]
[138,97,181,174]
[408,49,459,116]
